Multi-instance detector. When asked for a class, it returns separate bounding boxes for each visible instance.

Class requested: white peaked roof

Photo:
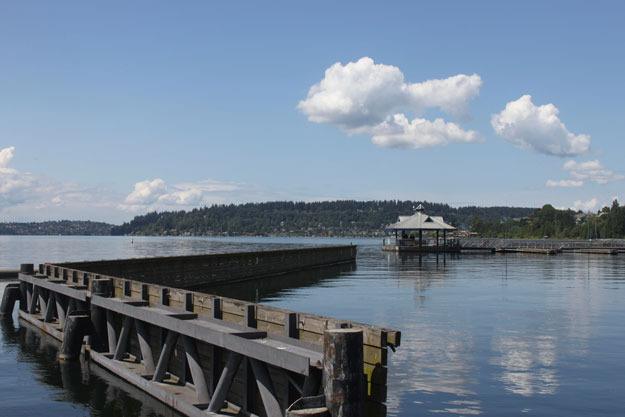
[386,209,456,231]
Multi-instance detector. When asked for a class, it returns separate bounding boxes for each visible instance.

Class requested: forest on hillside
[110,200,536,237]
[4,200,624,239]
[0,220,113,235]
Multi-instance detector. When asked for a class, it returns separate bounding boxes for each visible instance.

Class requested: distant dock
[458,238,625,256]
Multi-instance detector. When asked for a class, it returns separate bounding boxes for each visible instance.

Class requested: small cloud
[545,179,584,188]
[0,146,16,170]
[563,159,624,184]
[298,57,482,149]
[0,146,120,220]
[492,95,590,157]
[572,197,598,212]
[120,178,241,212]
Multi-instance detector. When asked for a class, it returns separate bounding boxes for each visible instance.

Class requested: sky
[1,1,624,223]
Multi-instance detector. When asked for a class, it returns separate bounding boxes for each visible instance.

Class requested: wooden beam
[44,291,56,323]
[55,294,67,328]
[136,320,155,375]
[207,352,243,413]
[249,359,282,417]
[106,310,117,354]
[182,336,210,404]
[153,330,178,382]
[114,316,133,360]
[29,285,39,314]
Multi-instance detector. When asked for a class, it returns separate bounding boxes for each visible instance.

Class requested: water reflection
[491,335,558,396]
[197,261,356,302]
[0,315,183,417]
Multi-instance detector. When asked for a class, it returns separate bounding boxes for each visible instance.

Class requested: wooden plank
[256,306,287,325]
[363,345,387,367]
[256,320,286,336]
[222,299,246,317]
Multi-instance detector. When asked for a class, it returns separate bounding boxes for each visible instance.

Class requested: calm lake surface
[1,236,624,417]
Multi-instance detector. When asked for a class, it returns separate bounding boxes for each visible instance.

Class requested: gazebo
[382,205,458,252]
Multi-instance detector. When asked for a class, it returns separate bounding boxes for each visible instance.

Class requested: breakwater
[1,245,399,417]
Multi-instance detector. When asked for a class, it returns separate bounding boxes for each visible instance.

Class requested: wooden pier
[0,246,399,417]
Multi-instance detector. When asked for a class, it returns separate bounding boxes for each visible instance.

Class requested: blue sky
[1,1,624,223]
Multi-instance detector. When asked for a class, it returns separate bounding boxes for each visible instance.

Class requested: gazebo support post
[436,230,439,251]
[419,230,423,250]
[443,230,447,252]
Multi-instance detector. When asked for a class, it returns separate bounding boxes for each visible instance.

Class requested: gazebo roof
[385,207,456,231]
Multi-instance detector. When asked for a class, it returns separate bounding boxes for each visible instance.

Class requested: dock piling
[59,312,90,360]
[323,329,364,417]
[0,283,20,316]
[90,278,113,352]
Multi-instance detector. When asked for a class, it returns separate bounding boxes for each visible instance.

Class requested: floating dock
[0,246,400,417]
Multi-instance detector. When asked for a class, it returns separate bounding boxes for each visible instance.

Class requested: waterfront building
[383,204,458,252]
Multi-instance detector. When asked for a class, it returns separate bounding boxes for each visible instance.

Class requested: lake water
[1,236,624,417]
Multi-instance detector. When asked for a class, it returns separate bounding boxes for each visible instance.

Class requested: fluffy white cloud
[298,57,482,149]
[545,179,583,188]
[572,198,598,212]
[491,95,590,157]
[121,178,240,212]
[563,160,624,184]
[0,146,36,202]
[124,179,167,205]
[370,114,479,149]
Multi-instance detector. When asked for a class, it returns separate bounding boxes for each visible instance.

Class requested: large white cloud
[298,57,482,149]
[370,114,479,149]
[491,95,590,157]
[120,178,240,212]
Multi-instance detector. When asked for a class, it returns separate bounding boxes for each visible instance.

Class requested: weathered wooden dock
[0,246,399,417]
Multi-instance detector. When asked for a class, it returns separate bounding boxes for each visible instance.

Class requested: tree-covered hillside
[111,200,536,237]
[0,220,113,235]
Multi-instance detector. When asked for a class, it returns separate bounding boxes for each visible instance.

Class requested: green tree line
[471,201,625,239]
